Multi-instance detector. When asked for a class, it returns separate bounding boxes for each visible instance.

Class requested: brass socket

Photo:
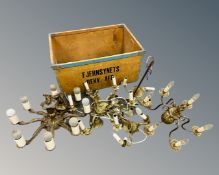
[144,125,156,136]
[132,87,145,98]
[113,124,122,131]
[81,128,92,136]
[159,88,169,97]
[170,139,181,151]
[192,126,202,137]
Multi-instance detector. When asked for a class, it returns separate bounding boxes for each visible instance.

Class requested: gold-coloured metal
[144,124,159,136]
[170,139,182,151]
[192,126,202,137]
[138,96,153,108]
[94,102,109,115]
[192,124,213,137]
[159,88,170,97]
[7,57,213,151]
[132,87,145,98]
[170,139,189,151]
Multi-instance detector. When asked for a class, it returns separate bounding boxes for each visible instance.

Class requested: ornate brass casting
[7,56,213,151]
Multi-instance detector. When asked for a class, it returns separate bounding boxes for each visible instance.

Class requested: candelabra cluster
[6,57,213,151]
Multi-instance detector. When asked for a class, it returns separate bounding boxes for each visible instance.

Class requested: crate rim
[49,23,145,70]
[51,49,146,70]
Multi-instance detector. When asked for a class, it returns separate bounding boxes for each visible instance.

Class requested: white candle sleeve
[50,84,59,96]
[112,76,117,86]
[74,87,82,101]
[129,90,134,101]
[67,95,74,106]
[122,77,128,86]
[20,96,31,111]
[6,109,20,125]
[145,87,155,92]
[43,131,55,151]
[69,117,80,135]
[113,114,120,125]
[78,120,86,131]
[197,124,213,132]
[82,98,91,113]
[135,107,147,120]
[113,133,123,145]
[12,130,26,148]
[188,93,200,105]
[175,139,189,147]
[84,81,90,91]
[164,81,174,92]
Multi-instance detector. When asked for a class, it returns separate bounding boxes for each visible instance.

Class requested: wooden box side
[49,24,125,64]
[49,24,145,65]
[55,55,143,94]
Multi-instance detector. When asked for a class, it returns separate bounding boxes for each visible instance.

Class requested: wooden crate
[49,24,145,94]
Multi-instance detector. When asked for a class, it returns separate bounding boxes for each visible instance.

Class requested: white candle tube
[129,90,134,101]
[84,81,90,91]
[164,81,174,92]
[82,98,91,113]
[113,133,124,145]
[69,117,80,135]
[74,87,81,101]
[43,131,55,151]
[113,114,120,125]
[50,84,59,96]
[112,76,117,86]
[12,130,26,148]
[135,107,147,120]
[67,95,74,106]
[145,87,155,92]
[175,139,189,147]
[188,93,200,105]
[20,96,31,111]
[78,120,86,131]
[122,77,128,86]
[197,124,213,133]
[6,109,20,125]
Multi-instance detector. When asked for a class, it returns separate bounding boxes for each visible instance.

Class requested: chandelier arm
[116,97,129,110]
[18,118,43,125]
[149,103,163,110]
[119,111,147,127]
[26,124,46,145]
[148,96,164,110]
[28,109,47,116]
[75,109,85,116]
[62,113,81,121]
[165,98,174,105]
[181,116,192,132]
[131,129,148,145]
[169,121,180,140]
[59,123,72,135]
[49,126,55,137]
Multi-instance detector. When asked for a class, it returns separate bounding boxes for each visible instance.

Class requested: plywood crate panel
[49,24,145,94]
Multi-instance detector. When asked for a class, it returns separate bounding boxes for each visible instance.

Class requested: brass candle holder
[6,56,213,151]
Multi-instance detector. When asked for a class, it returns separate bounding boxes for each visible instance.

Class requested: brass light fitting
[6,56,213,151]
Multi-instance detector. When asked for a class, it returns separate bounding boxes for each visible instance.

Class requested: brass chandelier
[6,56,213,151]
